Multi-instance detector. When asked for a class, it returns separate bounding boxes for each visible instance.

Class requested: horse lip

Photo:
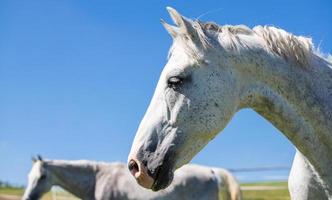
[151,166,162,191]
[151,181,162,191]
[151,177,166,191]
[150,165,173,191]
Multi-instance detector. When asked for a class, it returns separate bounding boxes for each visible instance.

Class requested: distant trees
[0,180,10,187]
[0,180,11,188]
[0,180,23,188]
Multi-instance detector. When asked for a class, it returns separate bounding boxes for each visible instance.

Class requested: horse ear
[161,19,178,38]
[166,7,197,39]
[31,156,37,163]
[37,154,43,161]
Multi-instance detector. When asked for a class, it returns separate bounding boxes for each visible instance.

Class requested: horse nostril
[128,160,139,176]
[127,158,155,189]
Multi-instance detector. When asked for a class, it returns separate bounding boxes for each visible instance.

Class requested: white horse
[22,156,241,200]
[127,7,332,199]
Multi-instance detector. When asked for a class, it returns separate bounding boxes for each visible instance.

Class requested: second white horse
[22,156,241,200]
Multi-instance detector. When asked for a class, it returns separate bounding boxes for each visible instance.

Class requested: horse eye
[40,174,46,180]
[167,76,183,89]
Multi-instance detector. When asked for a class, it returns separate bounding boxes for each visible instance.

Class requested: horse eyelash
[167,77,184,89]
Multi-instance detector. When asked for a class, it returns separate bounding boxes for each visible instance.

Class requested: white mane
[253,26,313,66]
[328,55,332,63]
[45,159,114,170]
[175,19,328,67]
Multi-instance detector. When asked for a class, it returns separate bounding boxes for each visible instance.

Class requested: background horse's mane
[43,159,116,170]
[177,19,328,67]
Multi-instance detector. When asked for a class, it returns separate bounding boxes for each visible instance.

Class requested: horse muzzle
[127,154,174,191]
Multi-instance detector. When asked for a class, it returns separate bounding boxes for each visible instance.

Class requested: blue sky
[0,0,331,185]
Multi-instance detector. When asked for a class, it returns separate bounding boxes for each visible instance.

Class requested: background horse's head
[22,155,53,200]
[128,7,241,191]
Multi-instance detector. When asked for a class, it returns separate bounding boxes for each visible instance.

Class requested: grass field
[0,187,52,200]
[241,182,290,200]
[0,182,290,200]
[0,187,23,196]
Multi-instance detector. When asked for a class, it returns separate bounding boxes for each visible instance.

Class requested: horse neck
[233,49,332,186]
[46,160,96,199]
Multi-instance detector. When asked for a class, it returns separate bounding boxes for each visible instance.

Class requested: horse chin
[151,168,174,191]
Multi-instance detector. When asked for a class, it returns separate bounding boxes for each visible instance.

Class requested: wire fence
[228,166,291,173]
[229,166,291,183]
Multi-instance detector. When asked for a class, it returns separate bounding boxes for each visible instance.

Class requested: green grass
[241,181,290,200]
[0,187,52,200]
[0,187,24,196]
[0,182,290,200]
